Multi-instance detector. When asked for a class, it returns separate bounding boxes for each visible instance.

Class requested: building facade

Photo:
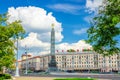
[19,52,120,73]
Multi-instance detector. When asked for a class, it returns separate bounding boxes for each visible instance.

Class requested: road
[21,73,120,80]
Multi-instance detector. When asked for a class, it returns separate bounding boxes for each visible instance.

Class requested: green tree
[0,13,25,73]
[87,0,120,56]
[82,49,92,52]
[67,49,76,52]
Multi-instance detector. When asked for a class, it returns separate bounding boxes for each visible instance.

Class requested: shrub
[0,74,11,79]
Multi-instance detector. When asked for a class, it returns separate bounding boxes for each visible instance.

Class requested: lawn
[54,78,97,80]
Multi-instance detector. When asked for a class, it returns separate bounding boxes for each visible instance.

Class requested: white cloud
[56,40,92,52]
[64,0,83,2]
[84,15,94,23]
[86,0,103,13]
[19,32,50,56]
[7,6,63,56]
[19,32,92,56]
[7,6,92,57]
[73,28,88,35]
[20,32,50,49]
[7,6,63,42]
[47,4,82,15]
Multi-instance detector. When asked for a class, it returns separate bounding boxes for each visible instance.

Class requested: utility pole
[15,38,20,76]
[25,45,28,74]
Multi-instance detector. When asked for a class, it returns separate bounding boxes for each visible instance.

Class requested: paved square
[13,77,55,80]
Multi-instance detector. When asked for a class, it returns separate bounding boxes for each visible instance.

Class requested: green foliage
[27,70,33,73]
[0,74,11,79]
[67,49,76,52]
[54,78,96,80]
[0,13,25,71]
[87,0,120,56]
[82,49,92,51]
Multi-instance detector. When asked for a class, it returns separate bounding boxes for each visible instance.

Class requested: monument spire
[48,23,57,72]
[51,23,55,55]
[51,23,55,28]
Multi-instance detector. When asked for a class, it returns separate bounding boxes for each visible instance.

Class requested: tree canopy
[67,49,76,52]
[82,49,92,52]
[0,13,25,72]
[87,0,120,56]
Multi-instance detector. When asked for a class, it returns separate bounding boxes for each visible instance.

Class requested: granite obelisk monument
[48,23,57,72]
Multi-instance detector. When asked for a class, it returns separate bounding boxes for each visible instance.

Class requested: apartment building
[20,52,120,73]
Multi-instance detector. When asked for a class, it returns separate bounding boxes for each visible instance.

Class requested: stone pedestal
[48,55,57,72]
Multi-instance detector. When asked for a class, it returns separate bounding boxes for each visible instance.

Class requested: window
[79,61,81,64]
[79,56,81,59]
[109,60,111,63]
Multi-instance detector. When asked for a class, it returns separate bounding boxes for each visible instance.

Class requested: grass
[54,78,97,80]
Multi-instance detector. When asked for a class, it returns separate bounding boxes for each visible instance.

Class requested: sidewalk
[50,72,118,75]
[13,77,55,80]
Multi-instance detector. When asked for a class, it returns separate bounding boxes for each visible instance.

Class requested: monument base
[48,55,58,72]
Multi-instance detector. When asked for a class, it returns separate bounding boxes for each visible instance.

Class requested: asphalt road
[22,73,120,80]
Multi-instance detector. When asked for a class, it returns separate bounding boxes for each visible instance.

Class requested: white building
[19,51,120,73]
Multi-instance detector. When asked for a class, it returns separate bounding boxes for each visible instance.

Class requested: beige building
[19,51,120,73]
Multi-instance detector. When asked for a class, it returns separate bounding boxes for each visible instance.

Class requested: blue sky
[0,0,98,43]
[0,0,103,57]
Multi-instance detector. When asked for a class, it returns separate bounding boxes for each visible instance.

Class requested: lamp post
[72,56,74,72]
[25,45,28,74]
[118,53,120,74]
[15,38,20,76]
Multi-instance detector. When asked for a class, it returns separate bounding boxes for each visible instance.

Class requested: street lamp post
[72,56,74,72]
[118,53,120,74]
[25,46,28,74]
[15,38,20,76]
